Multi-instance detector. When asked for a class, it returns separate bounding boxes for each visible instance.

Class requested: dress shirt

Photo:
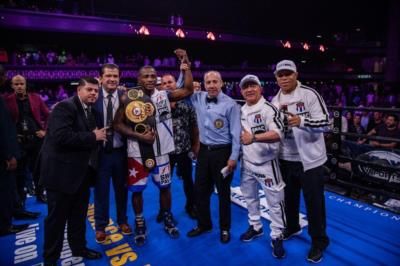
[191,91,241,161]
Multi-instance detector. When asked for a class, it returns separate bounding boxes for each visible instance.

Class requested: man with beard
[40,77,107,265]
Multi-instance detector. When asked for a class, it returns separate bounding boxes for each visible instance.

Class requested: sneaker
[156,210,178,224]
[134,218,147,246]
[163,212,179,239]
[119,223,133,235]
[240,226,264,242]
[95,230,106,244]
[282,228,302,240]
[271,238,285,259]
[307,245,323,263]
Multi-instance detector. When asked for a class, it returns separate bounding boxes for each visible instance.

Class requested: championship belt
[125,87,157,170]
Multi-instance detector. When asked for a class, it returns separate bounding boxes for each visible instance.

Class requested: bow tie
[206,97,218,104]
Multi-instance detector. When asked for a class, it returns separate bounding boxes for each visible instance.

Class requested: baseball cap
[239,74,261,89]
[274,60,297,74]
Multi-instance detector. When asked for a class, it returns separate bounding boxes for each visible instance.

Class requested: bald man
[187,71,241,244]
[4,75,50,216]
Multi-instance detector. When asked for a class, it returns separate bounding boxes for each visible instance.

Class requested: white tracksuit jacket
[271,81,331,171]
[241,96,284,165]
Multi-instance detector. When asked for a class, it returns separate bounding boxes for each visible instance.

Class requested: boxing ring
[327,106,400,212]
[1,103,400,266]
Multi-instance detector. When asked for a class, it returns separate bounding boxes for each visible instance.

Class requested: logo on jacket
[214,119,224,129]
[251,113,266,134]
[296,102,305,113]
[254,114,262,124]
[264,178,273,187]
[251,125,266,134]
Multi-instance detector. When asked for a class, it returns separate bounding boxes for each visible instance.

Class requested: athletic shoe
[156,210,178,224]
[271,238,285,259]
[240,226,264,242]
[307,245,323,263]
[163,211,179,239]
[134,218,147,246]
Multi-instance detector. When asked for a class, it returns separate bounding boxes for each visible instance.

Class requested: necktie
[206,97,217,104]
[105,94,114,153]
[86,106,96,130]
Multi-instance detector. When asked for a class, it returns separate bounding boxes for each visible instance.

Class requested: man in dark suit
[93,64,131,243]
[0,98,29,236]
[39,77,107,266]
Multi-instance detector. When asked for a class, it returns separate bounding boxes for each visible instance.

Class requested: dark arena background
[0,1,399,265]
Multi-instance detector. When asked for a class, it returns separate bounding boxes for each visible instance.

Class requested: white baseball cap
[239,74,261,89]
[274,60,297,74]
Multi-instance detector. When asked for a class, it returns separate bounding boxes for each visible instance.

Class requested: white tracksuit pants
[240,159,286,239]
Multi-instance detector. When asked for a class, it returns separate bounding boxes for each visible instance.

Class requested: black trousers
[0,167,15,232]
[279,159,329,248]
[194,144,233,231]
[170,152,195,209]
[43,173,91,262]
[14,137,43,210]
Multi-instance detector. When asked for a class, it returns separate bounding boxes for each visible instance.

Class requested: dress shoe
[95,230,107,244]
[72,248,102,259]
[0,224,29,236]
[119,223,133,235]
[220,230,230,243]
[13,210,40,220]
[187,227,212,237]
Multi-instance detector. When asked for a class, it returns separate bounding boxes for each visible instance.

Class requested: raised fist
[174,48,190,64]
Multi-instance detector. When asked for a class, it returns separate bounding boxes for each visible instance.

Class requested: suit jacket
[4,92,50,129]
[93,89,126,149]
[0,98,19,163]
[93,89,125,127]
[39,96,98,194]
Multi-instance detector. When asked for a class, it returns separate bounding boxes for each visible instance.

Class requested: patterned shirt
[171,100,197,155]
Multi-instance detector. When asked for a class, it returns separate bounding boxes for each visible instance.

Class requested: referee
[187,70,241,243]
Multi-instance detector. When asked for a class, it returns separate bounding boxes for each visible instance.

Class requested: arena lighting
[319,44,326,52]
[138,25,150,35]
[302,42,310,50]
[207,32,216,41]
[282,41,291,48]
[175,28,185,38]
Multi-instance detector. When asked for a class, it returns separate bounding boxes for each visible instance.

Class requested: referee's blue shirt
[191,91,241,161]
